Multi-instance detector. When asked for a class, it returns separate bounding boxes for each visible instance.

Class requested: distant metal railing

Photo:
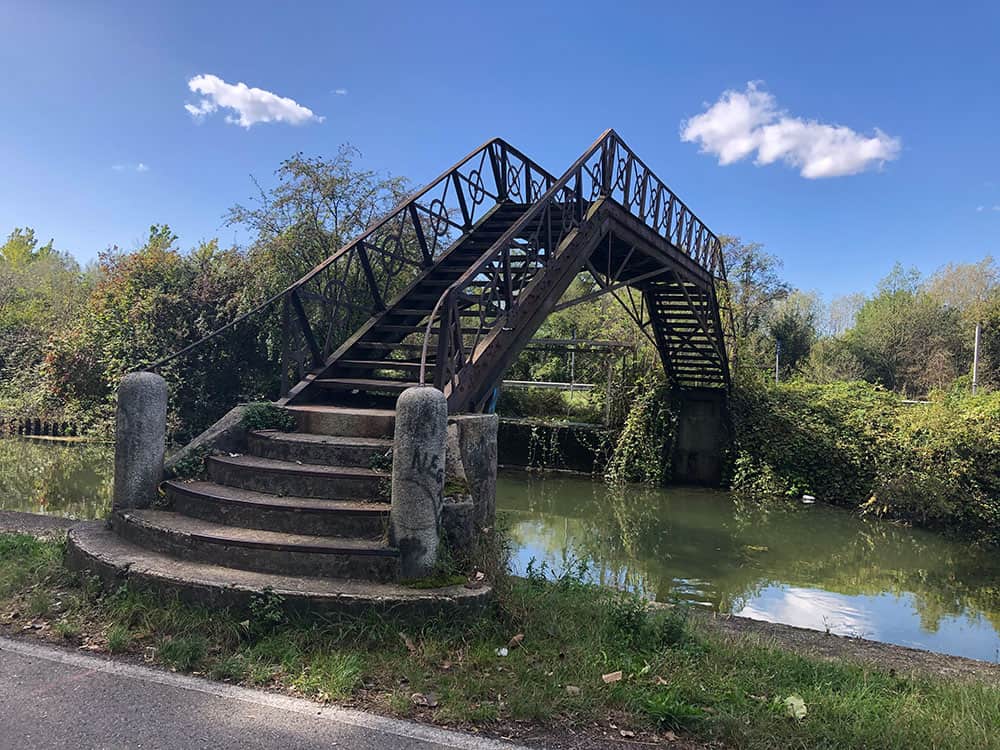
[141,138,557,398]
[420,129,725,400]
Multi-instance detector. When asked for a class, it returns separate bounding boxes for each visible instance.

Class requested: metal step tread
[312,378,418,391]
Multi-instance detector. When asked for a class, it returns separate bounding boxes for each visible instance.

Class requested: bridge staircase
[67,131,731,615]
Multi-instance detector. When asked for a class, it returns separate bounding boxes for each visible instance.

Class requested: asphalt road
[0,636,524,750]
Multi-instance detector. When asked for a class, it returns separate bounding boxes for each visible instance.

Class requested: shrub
[241,402,296,432]
[730,374,1000,543]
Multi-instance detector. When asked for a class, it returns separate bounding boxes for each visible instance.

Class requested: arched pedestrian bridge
[275,129,730,412]
[67,131,731,618]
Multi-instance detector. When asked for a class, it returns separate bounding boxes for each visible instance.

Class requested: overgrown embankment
[731,379,1000,545]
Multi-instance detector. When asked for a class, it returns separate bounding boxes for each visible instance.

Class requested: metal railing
[142,138,556,396]
[419,129,725,398]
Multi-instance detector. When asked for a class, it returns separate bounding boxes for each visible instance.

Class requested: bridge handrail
[418,129,724,399]
[141,137,558,392]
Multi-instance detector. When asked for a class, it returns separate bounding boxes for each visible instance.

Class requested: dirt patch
[0,512,77,539]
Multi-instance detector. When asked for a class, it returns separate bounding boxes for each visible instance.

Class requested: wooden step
[311,378,417,394]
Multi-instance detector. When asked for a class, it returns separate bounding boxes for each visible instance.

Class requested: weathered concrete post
[390,386,448,579]
[112,372,168,511]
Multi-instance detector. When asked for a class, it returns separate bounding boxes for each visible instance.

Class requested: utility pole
[972,321,981,395]
[775,339,781,384]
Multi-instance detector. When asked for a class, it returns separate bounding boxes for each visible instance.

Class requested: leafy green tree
[228,145,410,290]
[769,291,819,377]
[845,265,967,396]
[0,227,55,266]
[720,236,790,372]
[45,226,269,438]
[0,229,89,419]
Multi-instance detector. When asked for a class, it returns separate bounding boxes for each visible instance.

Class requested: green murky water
[1,439,997,661]
[0,438,113,519]
[499,472,1000,662]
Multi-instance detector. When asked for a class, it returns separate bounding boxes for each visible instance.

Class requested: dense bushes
[43,228,275,440]
[731,376,1000,544]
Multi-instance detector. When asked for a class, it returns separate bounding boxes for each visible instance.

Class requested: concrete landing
[66,522,492,619]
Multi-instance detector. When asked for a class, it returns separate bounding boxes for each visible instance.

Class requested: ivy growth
[604,378,677,486]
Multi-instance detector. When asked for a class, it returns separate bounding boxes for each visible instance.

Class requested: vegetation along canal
[3,437,998,662]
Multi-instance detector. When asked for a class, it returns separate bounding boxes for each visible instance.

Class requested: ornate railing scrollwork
[419,129,725,403]
[144,138,555,397]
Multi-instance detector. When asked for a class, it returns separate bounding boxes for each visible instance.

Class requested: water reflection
[1,440,997,661]
[0,438,112,519]
[498,472,1000,662]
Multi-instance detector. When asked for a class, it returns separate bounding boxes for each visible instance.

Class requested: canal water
[2,438,998,662]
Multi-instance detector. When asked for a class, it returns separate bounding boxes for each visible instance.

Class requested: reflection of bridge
[273,130,731,412]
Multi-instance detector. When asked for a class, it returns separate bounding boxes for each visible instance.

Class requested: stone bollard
[390,386,448,579]
[113,372,168,511]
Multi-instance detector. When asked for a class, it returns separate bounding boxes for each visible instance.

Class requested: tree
[846,266,967,396]
[0,227,54,266]
[45,225,268,438]
[824,293,866,337]
[720,236,791,373]
[228,145,410,291]
[769,291,819,377]
[925,256,999,318]
[0,228,89,418]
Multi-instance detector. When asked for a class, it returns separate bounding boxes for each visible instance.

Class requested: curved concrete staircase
[66,405,492,618]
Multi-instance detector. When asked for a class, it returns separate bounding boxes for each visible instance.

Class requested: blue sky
[2,1,998,298]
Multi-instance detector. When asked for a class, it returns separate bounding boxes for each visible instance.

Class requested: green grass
[106,624,132,653]
[2,533,997,749]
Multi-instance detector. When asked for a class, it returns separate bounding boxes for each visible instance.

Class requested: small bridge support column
[390,387,448,579]
[671,389,730,486]
[113,372,168,511]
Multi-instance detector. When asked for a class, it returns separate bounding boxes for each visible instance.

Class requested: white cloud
[333,88,348,96]
[111,163,149,173]
[977,206,985,212]
[185,74,324,129]
[681,82,901,179]
[994,205,1000,212]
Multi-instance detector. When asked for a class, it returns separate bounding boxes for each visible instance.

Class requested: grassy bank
[2,533,997,749]
[730,379,1000,545]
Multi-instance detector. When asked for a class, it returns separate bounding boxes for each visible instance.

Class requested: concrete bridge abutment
[670,388,730,486]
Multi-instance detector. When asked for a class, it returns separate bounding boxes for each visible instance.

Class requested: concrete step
[247,430,391,469]
[112,510,399,582]
[66,522,491,619]
[207,454,388,501]
[284,405,395,438]
[163,480,390,538]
